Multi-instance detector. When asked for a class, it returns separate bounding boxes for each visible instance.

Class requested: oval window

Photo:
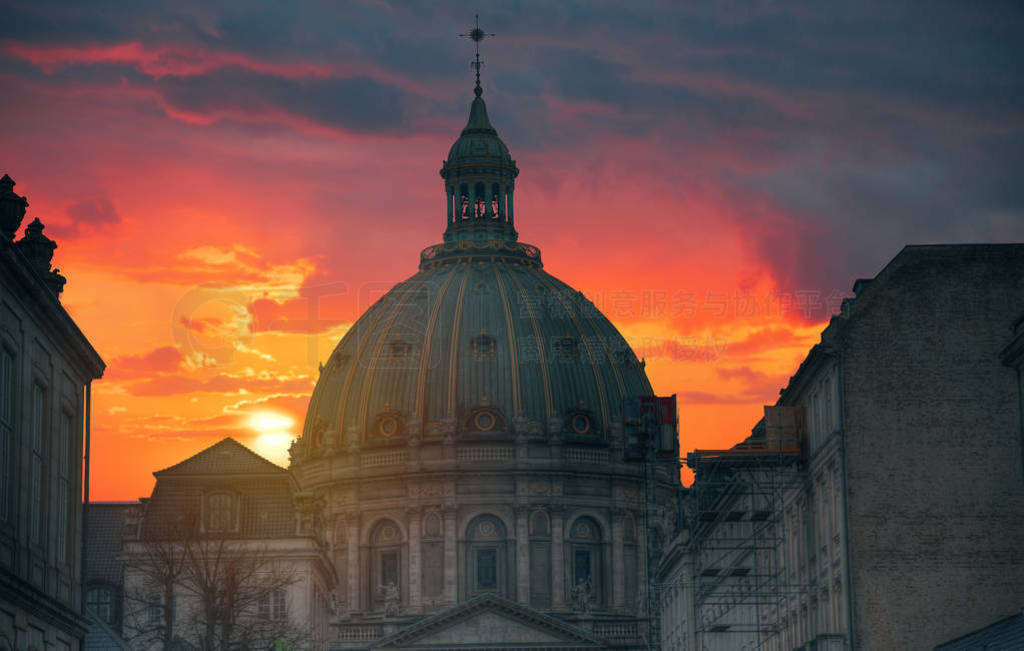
[571,414,591,434]
[475,411,495,431]
[379,416,399,437]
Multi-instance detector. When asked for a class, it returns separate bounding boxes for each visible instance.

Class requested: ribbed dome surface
[446,96,511,162]
[301,257,652,448]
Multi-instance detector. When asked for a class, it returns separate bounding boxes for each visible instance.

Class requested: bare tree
[122,508,310,651]
[181,535,304,651]
[122,510,196,650]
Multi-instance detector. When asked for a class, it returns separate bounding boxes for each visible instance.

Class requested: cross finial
[459,14,494,97]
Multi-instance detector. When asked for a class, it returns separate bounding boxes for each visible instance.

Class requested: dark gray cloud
[1,0,1022,294]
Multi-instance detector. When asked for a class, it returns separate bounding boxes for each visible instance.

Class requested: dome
[295,83,652,457]
[445,95,512,162]
[300,253,652,452]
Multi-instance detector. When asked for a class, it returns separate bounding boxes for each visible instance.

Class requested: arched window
[369,520,403,611]
[466,515,509,597]
[86,584,116,625]
[569,516,604,608]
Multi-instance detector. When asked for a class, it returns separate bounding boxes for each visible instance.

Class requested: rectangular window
[476,548,497,589]
[57,412,71,563]
[0,349,12,522]
[206,493,233,531]
[260,590,287,620]
[380,550,399,587]
[86,586,115,624]
[30,383,45,545]
[273,589,286,620]
[574,548,592,585]
[147,593,163,626]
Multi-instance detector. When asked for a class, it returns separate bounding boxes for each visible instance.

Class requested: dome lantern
[440,17,519,245]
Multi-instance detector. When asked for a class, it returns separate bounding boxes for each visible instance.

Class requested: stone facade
[118,438,335,650]
[658,244,1024,651]
[0,174,106,651]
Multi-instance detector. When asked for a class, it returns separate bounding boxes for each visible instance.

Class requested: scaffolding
[664,406,811,651]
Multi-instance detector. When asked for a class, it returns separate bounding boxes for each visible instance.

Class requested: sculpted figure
[378,581,400,617]
[571,577,593,616]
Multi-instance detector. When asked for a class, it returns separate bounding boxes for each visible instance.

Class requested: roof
[446,94,511,161]
[84,502,133,586]
[778,243,1024,404]
[140,439,301,540]
[83,608,131,651]
[933,612,1024,651]
[154,437,286,476]
[299,259,654,460]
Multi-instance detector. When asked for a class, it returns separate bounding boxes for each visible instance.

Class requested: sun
[248,411,296,466]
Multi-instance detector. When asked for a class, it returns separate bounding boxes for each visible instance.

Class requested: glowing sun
[249,411,296,466]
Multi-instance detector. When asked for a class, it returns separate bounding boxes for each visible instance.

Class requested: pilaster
[345,514,360,614]
[407,506,422,613]
[550,505,566,609]
[612,508,626,611]
[442,506,458,606]
[514,506,530,603]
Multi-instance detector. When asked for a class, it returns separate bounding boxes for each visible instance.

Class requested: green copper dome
[445,96,512,162]
[295,86,652,459]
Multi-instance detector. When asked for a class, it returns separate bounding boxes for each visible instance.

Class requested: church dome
[300,255,652,452]
[289,37,677,635]
[295,86,652,458]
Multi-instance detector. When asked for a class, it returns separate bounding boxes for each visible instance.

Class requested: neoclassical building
[285,74,681,648]
[0,175,106,651]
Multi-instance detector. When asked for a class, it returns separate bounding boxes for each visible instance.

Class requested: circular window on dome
[474,411,496,432]
[378,415,400,438]
[571,413,592,435]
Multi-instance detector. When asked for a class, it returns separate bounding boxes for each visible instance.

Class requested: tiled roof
[154,437,286,476]
[141,473,300,541]
[934,612,1024,651]
[83,608,131,651]
[85,502,133,586]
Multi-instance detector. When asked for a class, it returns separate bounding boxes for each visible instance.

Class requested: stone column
[468,183,477,218]
[612,509,626,611]
[407,507,422,613]
[507,185,514,227]
[497,184,505,220]
[515,506,530,603]
[446,186,454,224]
[551,506,566,609]
[484,182,494,217]
[345,514,360,614]
[443,507,458,606]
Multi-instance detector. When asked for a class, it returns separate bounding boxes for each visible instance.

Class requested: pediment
[372,593,605,649]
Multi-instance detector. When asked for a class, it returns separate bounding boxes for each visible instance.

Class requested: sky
[1,1,1021,499]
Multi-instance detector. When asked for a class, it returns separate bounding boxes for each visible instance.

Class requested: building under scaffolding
[658,405,846,651]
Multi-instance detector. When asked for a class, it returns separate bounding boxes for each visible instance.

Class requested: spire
[437,16,519,247]
[460,14,494,99]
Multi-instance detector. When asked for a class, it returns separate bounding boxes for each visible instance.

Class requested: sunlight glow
[249,411,295,466]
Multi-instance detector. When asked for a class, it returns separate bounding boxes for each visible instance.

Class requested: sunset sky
[1,2,1021,499]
